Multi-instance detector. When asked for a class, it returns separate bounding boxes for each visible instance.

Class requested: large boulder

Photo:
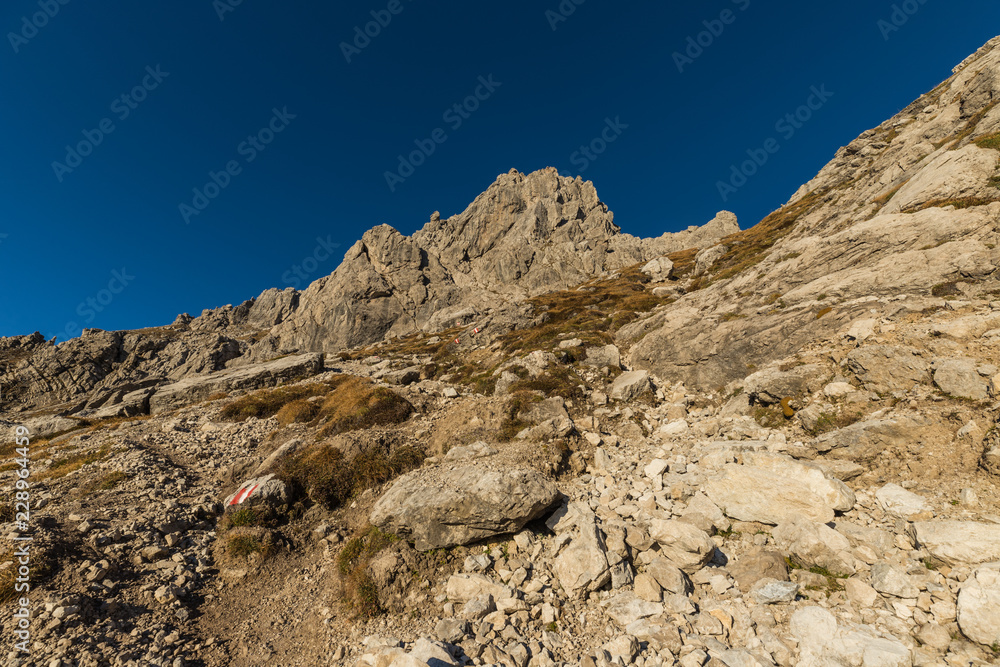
[582,344,621,369]
[812,417,913,457]
[647,520,715,573]
[445,573,511,603]
[223,474,289,512]
[742,452,855,511]
[914,521,1000,565]
[957,562,1000,646]
[610,370,652,402]
[552,504,612,597]
[703,464,835,525]
[773,517,856,576]
[875,483,929,519]
[369,465,559,551]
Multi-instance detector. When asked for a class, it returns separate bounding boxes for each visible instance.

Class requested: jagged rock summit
[265,168,738,354]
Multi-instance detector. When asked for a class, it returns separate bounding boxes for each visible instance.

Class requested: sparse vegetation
[220,383,330,422]
[943,100,998,148]
[314,377,413,438]
[931,281,967,299]
[498,264,670,356]
[871,183,905,213]
[907,197,997,212]
[337,527,398,618]
[225,529,276,560]
[40,444,111,480]
[79,470,128,494]
[224,506,273,529]
[498,391,543,441]
[277,443,425,510]
[507,366,585,402]
[752,405,787,429]
[810,410,864,435]
[973,131,1000,151]
[275,399,320,427]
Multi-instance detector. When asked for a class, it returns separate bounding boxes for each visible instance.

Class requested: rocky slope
[624,36,1000,390]
[1,34,1000,667]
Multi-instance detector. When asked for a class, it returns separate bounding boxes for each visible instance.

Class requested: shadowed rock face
[265,168,739,354]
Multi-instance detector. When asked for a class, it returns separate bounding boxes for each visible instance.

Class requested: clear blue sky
[1,2,997,340]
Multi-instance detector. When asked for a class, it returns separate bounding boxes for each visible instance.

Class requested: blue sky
[1,1,997,340]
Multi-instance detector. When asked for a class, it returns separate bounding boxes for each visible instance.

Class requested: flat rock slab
[149,353,324,414]
[790,606,911,667]
[602,591,663,627]
[914,521,1000,565]
[370,465,559,551]
[703,464,835,525]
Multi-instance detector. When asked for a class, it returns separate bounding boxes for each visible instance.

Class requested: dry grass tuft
[315,377,413,438]
[275,399,320,427]
[38,444,111,480]
[498,264,671,357]
[905,197,997,212]
[277,443,425,510]
[337,527,398,618]
[220,384,330,422]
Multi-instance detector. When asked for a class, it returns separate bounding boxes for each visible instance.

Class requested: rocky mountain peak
[265,167,738,354]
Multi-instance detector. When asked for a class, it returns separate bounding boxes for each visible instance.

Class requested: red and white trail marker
[228,483,259,506]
